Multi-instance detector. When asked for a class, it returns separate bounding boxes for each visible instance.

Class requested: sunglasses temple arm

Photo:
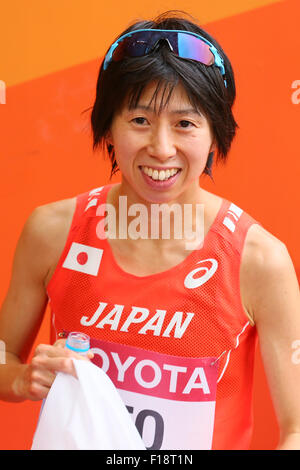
[210,45,226,80]
[103,42,120,70]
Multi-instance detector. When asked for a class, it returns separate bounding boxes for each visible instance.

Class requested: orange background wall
[0,0,299,450]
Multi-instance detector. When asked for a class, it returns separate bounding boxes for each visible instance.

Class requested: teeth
[141,166,179,181]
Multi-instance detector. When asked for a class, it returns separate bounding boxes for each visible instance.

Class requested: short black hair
[90,10,238,180]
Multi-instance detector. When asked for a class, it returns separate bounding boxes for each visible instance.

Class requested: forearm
[276,432,300,450]
[0,353,28,402]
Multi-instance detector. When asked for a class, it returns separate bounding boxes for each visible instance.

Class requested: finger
[34,343,73,359]
[53,339,66,349]
[33,343,92,366]
[34,355,77,378]
[30,366,57,388]
[28,382,52,401]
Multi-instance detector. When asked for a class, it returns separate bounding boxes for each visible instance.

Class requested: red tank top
[47,183,261,450]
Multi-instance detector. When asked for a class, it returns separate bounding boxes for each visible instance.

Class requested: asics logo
[184,259,218,289]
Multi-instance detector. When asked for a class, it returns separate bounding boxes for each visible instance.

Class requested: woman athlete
[0,11,300,450]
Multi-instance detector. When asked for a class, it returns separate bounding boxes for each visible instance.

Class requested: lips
[139,165,182,189]
[140,165,181,182]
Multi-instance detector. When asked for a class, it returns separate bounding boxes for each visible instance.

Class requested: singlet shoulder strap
[71,184,114,228]
[212,199,262,254]
[46,184,113,297]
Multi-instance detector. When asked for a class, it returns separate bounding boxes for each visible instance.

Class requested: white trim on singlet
[212,321,250,383]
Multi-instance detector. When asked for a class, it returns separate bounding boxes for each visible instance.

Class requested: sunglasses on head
[103,29,227,87]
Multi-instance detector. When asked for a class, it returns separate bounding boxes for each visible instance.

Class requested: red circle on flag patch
[77,252,88,265]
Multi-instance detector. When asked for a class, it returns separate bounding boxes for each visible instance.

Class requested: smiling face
[106,81,215,204]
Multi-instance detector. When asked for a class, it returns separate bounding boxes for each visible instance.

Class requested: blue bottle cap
[65,332,90,355]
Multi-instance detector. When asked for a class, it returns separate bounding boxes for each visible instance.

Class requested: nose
[147,124,176,161]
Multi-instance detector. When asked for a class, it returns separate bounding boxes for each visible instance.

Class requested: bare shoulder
[242,223,291,270]
[241,223,297,324]
[35,197,76,226]
[25,197,76,245]
[243,223,286,261]
[21,197,76,284]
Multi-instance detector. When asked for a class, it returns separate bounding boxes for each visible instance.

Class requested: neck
[106,181,208,250]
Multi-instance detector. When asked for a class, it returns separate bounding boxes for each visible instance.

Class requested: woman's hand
[12,339,94,401]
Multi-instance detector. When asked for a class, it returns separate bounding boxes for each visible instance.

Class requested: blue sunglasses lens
[111,31,214,66]
[112,36,149,60]
[177,33,214,65]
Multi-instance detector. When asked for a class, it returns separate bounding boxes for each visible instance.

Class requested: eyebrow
[128,105,202,116]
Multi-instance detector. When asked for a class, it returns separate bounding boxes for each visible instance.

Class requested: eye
[132,117,148,125]
[178,120,194,128]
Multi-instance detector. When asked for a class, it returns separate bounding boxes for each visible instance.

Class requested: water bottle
[65,331,90,356]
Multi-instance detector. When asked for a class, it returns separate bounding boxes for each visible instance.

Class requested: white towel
[31,358,146,450]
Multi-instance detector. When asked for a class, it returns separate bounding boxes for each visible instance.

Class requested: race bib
[90,338,218,450]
